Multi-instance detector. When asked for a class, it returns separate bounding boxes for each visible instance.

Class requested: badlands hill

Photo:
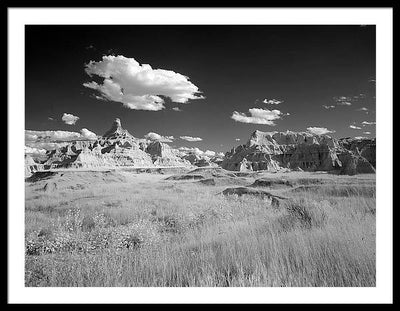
[25,119,376,177]
[222,130,375,175]
[25,119,217,176]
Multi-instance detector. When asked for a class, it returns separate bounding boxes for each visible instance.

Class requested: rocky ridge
[221,130,375,175]
[25,120,376,177]
[25,118,194,176]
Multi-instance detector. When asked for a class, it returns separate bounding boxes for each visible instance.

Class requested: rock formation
[41,119,154,170]
[221,187,287,207]
[338,137,376,168]
[25,118,192,174]
[25,154,44,177]
[145,141,191,167]
[25,119,376,176]
[181,152,219,167]
[221,130,375,175]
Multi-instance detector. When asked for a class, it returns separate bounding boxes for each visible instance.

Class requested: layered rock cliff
[25,120,376,176]
[145,141,191,167]
[25,119,192,175]
[221,130,375,175]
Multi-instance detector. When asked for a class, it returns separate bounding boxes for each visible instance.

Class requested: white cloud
[204,150,216,157]
[235,138,241,141]
[322,105,336,109]
[334,94,369,106]
[25,128,97,152]
[26,141,68,151]
[25,132,39,141]
[25,130,82,141]
[80,128,97,140]
[354,136,368,139]
[178,147,203,155]
[216,152,225,157]
[263,98,283,105]
[349,125,362,129]
[362,121,376,126]
[231,108,284,125]
[353,94,366,100]
[357,107,369,112]
[180,136,203,142]
[83,55,204,111]
[363,131,371,135]
[178,147,219,158]
[306,127,336,135]
[337,102,352,106]
[25,146,47,155]
[25,129,97,142]
[172,107,182,112]
[62,113,80,125]
[145,132,174,142]
[333,96,352,106]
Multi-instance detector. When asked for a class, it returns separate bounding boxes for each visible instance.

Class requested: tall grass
[25,172,376,287]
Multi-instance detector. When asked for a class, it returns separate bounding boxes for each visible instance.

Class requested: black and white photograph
[7,7,393,304]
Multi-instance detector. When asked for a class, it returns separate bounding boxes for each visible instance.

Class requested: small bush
[279,199,328,230]
[62,209,83,232]
[86,228,113,251]
[26,231,87,255]
[81,215,96,232]
[156,215,182,233]
[113,220,161,250]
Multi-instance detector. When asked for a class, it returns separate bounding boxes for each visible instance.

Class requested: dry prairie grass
[25,171,376,287]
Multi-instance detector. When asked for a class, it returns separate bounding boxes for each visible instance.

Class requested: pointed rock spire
[102,118,133,139]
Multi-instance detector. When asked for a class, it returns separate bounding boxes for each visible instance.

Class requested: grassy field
[25,169,376,287]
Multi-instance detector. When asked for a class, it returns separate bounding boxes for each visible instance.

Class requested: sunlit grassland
[25,171,376,287]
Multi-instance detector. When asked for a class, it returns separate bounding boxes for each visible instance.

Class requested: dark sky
[25,25,376,153]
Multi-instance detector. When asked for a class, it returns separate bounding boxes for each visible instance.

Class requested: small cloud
[93,95,107,101]
[25,130,84,142]
[204,150,216,157]
[145,132,174,142]
[263,98,283,105]
[333,96,353,106]
[368,78,376,83]
[25,146,47,155]
[363,131,371,135]
[48,117,55,121]
[178,146,203,155]
[144,132,175,143]
[26,141,68,151]
[362,121,376,126]
[357,107,369,112]
[231,108,285,125]
[322,105,335,109]
[172,107,182,112]
[180,136,203,142]
[235,138,241,141]
[349,125,362,130]
[354,136,368,139]
[85,44,96,50]
[62,113,80,125]
[179,147,218,158]
[80,128,97,140]
[306,127,336,135]
[333,93,371,106]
